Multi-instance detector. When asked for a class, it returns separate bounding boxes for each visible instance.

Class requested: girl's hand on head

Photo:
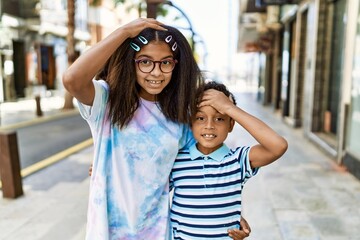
[198,89,235,114]
[122,18,168,38]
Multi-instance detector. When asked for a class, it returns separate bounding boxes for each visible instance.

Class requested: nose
[205,119,215,129]
[150,62,162,76]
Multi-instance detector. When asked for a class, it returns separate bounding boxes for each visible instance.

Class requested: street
[4,113,91,169]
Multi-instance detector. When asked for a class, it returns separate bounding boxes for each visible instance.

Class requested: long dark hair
[101,25,203,128]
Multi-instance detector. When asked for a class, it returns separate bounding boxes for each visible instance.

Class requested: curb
[0,109,80,130]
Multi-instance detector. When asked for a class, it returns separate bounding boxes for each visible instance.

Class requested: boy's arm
[199,89,288,168]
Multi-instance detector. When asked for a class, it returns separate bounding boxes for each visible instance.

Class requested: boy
[169,81,288,239]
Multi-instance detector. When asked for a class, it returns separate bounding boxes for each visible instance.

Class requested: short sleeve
[237,146,259,183]
[78,79,109,122]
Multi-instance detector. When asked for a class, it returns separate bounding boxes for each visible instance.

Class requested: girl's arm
[62,18,167,106]
[199,90,288,168]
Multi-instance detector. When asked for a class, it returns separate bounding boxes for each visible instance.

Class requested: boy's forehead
[196,105,224,115]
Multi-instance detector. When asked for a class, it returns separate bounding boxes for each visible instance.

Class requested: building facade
[238,0,360,179]
[0,0,90,102]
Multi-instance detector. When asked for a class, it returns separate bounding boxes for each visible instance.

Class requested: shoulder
[222,146,251,166]
[225,146,250,158]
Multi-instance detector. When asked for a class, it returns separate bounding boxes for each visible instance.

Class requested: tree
[63,0,76,109]
[63,0,125,109]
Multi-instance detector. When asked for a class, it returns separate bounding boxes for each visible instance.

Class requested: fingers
[123,18,167,38]
[228,229,250,239]
[197,90,218,107]
[197,90,232,115]
[229,217,251,239]
[145,18,168,31]
[137,18,168,32]
[239,217,251,234]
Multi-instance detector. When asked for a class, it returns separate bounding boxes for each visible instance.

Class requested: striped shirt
[170,143,258,240]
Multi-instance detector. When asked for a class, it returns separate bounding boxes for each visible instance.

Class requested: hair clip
[165,35,173,43]
[138,35,148,44]
[130,42,140,52]
[172,42,177,51]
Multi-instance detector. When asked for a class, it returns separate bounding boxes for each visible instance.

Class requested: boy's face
[191,105,234,155]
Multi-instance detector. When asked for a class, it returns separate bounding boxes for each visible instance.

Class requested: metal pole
[146,0,164,18]
[35,95,43,117]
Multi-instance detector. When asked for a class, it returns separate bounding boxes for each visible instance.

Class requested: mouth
[146,80,164,85]
[201,134,216,139]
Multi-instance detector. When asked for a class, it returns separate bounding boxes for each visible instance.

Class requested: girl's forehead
[135,41,173,58]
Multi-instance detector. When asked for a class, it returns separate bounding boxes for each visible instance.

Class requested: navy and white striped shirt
[170,143,258,240]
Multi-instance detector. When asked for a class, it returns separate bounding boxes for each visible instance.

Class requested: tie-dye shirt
[78,80,194,240]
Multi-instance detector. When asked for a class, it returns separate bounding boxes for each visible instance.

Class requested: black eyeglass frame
[134,58,178,73]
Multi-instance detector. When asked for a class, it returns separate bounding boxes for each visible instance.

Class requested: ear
[228,118,235,132]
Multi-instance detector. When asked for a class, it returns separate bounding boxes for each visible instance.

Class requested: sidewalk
[1,90,360,239]
[233,92,360,240]
[0,96,89,239]
[0,147,91,240]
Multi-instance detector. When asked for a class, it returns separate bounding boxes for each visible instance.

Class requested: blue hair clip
[130,42,140,52]
[138,35,148,44]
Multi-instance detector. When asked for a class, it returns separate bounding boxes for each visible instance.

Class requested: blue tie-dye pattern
[112,127,121,148]
[81,80,193,240]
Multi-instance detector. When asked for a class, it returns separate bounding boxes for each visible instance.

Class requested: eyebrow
[136,54,174,59]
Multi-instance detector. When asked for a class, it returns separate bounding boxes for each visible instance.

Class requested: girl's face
[134,41,175,101]
[191,105,234,155]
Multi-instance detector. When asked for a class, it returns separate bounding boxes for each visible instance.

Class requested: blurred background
[1,0,359,179]
[1,1,360,239]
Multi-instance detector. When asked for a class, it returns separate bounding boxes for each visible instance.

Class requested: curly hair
[195,81,237,106]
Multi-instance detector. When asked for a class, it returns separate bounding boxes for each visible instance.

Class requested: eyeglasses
[134,58,178,73]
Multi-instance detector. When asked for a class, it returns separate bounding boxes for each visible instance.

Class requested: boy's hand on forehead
[199,89,235,115]
[122,18,168,38]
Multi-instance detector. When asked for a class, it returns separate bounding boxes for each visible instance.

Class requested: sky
[158,0,240,79]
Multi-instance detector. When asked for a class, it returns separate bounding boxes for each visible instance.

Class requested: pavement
[0,87,360,240]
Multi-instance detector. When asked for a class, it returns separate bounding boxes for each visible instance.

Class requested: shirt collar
[189,143,230,162]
